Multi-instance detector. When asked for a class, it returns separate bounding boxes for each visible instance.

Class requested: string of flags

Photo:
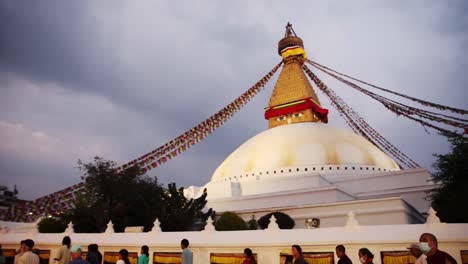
[302,64,419,169]
[307,60,467,136]
[10,62,283,222]
[308,60,468,115]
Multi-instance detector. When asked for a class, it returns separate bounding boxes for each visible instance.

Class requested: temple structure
[186,24,434,228]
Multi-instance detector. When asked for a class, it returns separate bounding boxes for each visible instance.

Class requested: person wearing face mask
[358,248,374,264]
[407,243,427,264]
[419,233,457,264]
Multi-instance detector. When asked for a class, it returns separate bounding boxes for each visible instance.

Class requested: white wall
[1,220,467,264]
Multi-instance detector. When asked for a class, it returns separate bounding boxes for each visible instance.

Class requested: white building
[187,27,434,229]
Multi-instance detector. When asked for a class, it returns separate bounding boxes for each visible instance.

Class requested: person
[137,246,149,264]
[116,249,130,264]
[54,236,71,264]
[85,245,99,264]
[94,244,102,264]
[336,245,352,264]
[0,245,6,264]
[291,245,307,264]
[242,248,256,264]
[18,239,39,264]
[180,239,193,264]
[14,240,26,264]
[358,248,374,264]
[419,233,457,264]
[407,243,427,264]
[69,245,88,264]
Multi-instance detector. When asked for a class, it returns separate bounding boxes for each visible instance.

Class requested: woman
[54,236,71,264]
[243,248,256,264]
[117,249,130,264]
[358,248,374,264]
[137,246,149,264]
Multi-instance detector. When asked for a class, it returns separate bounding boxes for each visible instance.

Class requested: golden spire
[265,23,328,128]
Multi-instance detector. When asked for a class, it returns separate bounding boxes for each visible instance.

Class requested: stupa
[186,23,434,228]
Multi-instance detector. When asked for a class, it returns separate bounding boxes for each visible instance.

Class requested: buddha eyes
[276,112,303,122]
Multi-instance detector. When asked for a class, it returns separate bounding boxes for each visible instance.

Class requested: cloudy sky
[1,1,467,201]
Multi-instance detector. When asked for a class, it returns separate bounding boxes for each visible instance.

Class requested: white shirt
[415,254,427,264]
[18,251,39,264]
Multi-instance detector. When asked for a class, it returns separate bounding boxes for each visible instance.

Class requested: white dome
[211,123,400,182]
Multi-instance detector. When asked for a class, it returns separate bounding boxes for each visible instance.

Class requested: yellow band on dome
[281,47,308,59]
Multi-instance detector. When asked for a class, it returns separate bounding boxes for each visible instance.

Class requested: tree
[258,212,295,229]
[72,157,164,232]
[66,193,105,233]
[64,157,212,232]
[38,218,67,233]
[214,212,248,231]
[247,215,258,230]
[159,183,212,231]
[430,134,468,223]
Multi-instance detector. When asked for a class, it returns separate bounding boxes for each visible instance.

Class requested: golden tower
[265,23,328,128]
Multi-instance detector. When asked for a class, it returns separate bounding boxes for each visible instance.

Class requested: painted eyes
[276,112,303,121]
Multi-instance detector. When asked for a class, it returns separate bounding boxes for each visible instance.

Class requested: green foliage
[67,193,104,233]
[247,215,258,230]
[258,211,295,229]
[65,157,211,232]
[38,217,67,233]
[430,134,468,223]
[214,211,248,231]
[159,183,212,231]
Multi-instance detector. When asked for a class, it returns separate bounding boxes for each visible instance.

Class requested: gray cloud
[1,0,467,200]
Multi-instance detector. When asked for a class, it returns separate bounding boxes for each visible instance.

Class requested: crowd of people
[331,233,457,264]
[2,232,458,264]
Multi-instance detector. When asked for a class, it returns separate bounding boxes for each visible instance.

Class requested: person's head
[336,245,346,258]
[18,240,26,252]
[407,243,423,258]
[119,249,128,260]
[244,248,254,259]
[181,239,189,249]
[419,233,438,255]
[24,239,34,251]
[70,245,82,260]
[358,248,374,264]
[62,236,71,248]
[291,245,302,258]
[141,245,149,257]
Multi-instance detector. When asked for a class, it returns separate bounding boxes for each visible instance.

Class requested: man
[336,245,352,264]
[419,233,457,264]
[180,239,193,264]
[14,241,26,264]
[407,243,427,264]
[291,245,307,264]
[69,245,89,264]
[18,239,39,264]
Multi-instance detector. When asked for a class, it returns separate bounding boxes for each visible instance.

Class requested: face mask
[420,242,431,253]
[360,257,366,264]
